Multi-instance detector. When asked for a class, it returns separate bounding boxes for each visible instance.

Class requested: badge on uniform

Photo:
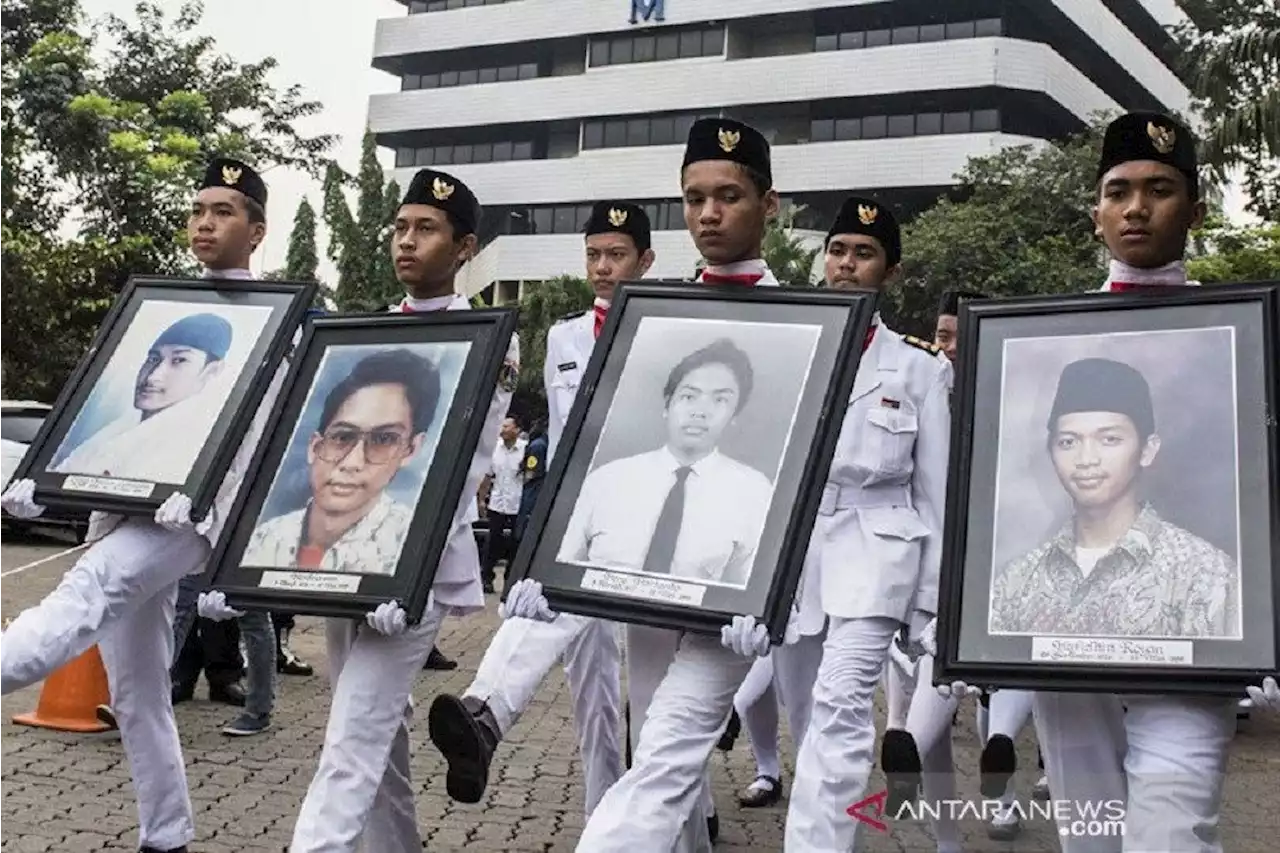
[880,397,901,409]
[525,455,538,471]
[499,358,519,392]
[558,361,578,372]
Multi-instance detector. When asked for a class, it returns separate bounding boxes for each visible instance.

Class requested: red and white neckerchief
[863,324,877,352]
[700,270,764,286]
[592,297,610,339]
[1104,259,1190,292]
[697,258,775,287]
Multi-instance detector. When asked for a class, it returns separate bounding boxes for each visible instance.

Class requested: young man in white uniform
[929,112,1280,851]
[507,118,794,853]
[282,168,518,853]
[784,196,954,851]
[0,157,282,853]
[426,202,653,816]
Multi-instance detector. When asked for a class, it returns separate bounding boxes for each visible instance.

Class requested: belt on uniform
[817,482,913,516]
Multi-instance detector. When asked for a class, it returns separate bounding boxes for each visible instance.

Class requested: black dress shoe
[737,774,783,808]
[716,708,741,752]
[140,846,187,852]
[428,694,500,803]
[880,729,922,816]
[979,733,1017,798]
[423,646,458,671]
[171,683,194,705]
[707,812,719,843]
[208,680,247,707]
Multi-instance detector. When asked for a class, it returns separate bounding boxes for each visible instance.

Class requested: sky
[81,0,403,281]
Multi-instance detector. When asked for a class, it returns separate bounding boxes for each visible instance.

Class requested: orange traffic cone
[11,645,112,733]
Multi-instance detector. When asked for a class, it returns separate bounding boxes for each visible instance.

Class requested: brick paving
[2,536,1277,851]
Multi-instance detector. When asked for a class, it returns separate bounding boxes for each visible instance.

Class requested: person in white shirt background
[426,201,653,820]
[0,156,283,853]
[481,415,526,594]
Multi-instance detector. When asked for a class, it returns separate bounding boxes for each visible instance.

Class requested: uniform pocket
[862,506,931,541]
[855,405,918,482]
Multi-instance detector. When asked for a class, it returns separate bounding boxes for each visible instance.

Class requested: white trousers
[0,520,209,850]
[1034,692,1234,853]
[464,611,624,814]
[883,641,917,730]
[734,632,824,783]
[578,625,754,853]
[289,601,448,853]
[786,615,900,852]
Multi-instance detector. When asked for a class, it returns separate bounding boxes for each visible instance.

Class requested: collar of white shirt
[698,258,780,287]
[202,267,254,280]
[657,445,723,477]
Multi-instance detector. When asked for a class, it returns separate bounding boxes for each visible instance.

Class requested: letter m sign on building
[630,0,665,24]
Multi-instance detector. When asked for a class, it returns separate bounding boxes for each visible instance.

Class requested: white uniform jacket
[801,322,952,627]
[545,310,595,462]
[393,294,518,614]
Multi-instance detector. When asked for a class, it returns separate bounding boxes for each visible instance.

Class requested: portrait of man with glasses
[241,347,445,575]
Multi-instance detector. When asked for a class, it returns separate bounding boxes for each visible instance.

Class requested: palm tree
[1191,21,1280,172]
[761,204,821,287]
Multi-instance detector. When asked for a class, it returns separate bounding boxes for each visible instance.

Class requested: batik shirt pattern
[242,492,412,577]
[990,505,1238,638]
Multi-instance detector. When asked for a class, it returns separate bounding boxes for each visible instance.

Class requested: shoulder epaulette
[557,309,588,323]
[903,334,943,357]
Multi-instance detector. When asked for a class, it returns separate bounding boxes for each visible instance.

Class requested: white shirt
[242,492,414,576]
[558,447,773,587]
[487,438,527,515]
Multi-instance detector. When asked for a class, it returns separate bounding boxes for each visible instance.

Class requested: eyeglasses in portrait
[207,309,518,622]
[936,283,1280,695]
[13,277,315,517]
[510,283,877,639]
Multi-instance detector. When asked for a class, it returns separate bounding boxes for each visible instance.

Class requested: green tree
[327,131,403,312]
[892,126,1108,337]
[1174,1,1280,221]
[285,197,319,280]
[1187,216,1280,281]
[763,204,821,287]
[512,275,594,419]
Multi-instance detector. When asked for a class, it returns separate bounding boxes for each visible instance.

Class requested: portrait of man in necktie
[556,316,820,589]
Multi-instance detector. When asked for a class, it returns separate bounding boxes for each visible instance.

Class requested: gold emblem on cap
[1147,121,1175,155]
[607,207,628,227]
[857,204,879,225]
[431,177,455,201]
[717,127,740,153]
[221,165,242,186]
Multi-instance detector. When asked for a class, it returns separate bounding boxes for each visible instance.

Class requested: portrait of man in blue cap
[51,307,258,485]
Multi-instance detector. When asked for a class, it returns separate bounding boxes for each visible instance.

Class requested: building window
[807,108,1001,142]
[590,24,724,67]
[815,16,1004,52]
[582,110,719,151]
[395,139,537,168]
[403,60,539,92]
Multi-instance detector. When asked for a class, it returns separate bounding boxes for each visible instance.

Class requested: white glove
[196,591,244,622]
[896,611,934,662]
[720,614,771,658]
[1246,676,1280,714]
[365,601,408,636]
[154,492,195,533]
[498,579,558,622]
[920,617,938,657]
[782,605,802,646]
[1,479,45,520]
[936,679,982,698]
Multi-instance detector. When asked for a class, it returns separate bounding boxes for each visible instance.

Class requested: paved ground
[2,531,1278,852]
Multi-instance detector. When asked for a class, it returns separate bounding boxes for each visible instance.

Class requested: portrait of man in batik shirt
[242,348,440,576]
[990,357,1239,639]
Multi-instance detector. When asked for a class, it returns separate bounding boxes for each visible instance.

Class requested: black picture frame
[507,281,877,642]
[14,275,315,519]
[936,281,1280,695]
[206,308,518,623]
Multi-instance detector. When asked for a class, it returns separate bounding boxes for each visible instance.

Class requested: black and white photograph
[12,276,314,517]
[207,309,518,622]
[510,283,878,639]
[936,283,1280,695]
[49,300,272,486]
[555,317,818,590]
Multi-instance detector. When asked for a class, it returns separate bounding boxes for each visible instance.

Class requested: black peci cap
[1048,357,1155,439]
[825,196,902,266]
[1097,112,1198,197]
[937,288,987,317]
[200,157,268,208]
[401,168,482,236]
[583,201,652,253]
[681,118,771,186]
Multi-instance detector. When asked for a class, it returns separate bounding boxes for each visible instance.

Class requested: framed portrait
[206,308,518,623]
[14,276,315,518]
[936,281,1280,695]
[508,282,877,640]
